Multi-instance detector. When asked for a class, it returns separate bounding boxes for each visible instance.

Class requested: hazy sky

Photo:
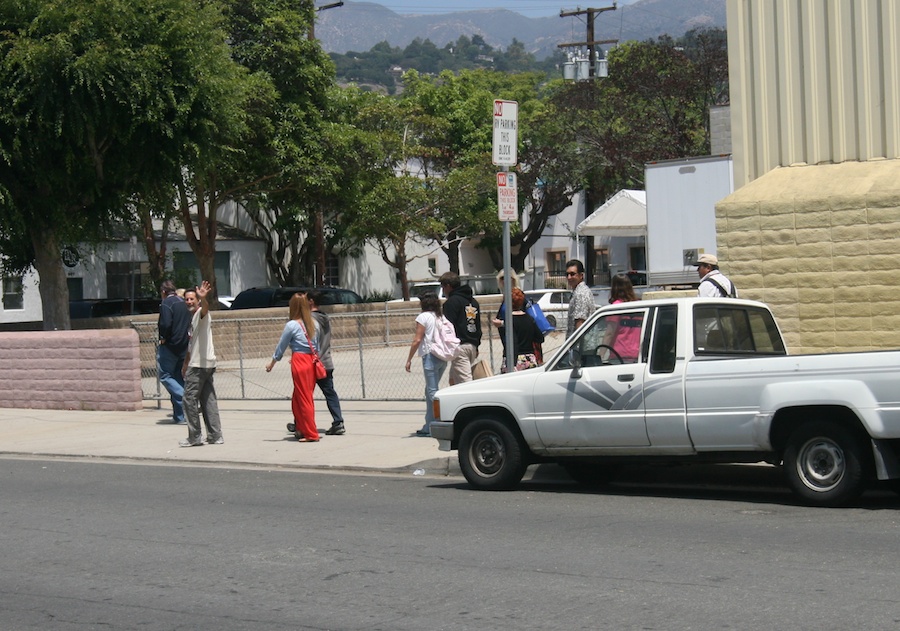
[356,1,604,18]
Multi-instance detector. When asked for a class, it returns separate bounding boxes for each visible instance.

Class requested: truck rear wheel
[783,421,867,506]
[458,419,527,490]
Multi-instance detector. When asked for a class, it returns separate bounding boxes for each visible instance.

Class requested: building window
[324,253,340,287]
[106,262,152,299]
[593,248,610,285]
[629,246,647,271]
[173,251,231,295]
[428,258,437,274]
[2,276,24,310]
[67,277,83,301]
[546,250,567,288]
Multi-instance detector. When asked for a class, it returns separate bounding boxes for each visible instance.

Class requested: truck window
[553,309,646,369]
[649,306,677,373]
[693,306,786,355]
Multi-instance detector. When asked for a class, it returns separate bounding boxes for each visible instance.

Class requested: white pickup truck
[430,297,900,506]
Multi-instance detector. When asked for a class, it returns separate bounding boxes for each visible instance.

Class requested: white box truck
[645,155,734,286]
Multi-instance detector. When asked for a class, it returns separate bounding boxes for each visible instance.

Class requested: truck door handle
[618,373,635,382]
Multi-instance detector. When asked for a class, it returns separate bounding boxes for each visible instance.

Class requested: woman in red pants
[265,293,320,442]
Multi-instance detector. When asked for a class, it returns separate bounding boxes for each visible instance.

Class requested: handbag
[301,322,328,381]
[472,358,494,379]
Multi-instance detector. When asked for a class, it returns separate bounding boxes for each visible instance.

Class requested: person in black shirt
[440,272,482,384]
[497,288,544,372]
[157,279,191,424]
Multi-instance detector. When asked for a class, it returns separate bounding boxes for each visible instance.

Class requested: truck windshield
[694,305,786,355]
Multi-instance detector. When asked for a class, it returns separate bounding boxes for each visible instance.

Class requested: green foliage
[364,289,395,303]
[0,0,250,328]
[330,35,565,94]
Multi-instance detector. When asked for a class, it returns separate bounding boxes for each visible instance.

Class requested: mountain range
[316,0,727,59]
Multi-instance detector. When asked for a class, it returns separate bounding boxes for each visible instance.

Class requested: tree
[161,0,334,303]
[399,69,556,274]
[0,0,249,329]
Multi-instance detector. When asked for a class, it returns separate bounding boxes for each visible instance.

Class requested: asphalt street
[2,459,900,631]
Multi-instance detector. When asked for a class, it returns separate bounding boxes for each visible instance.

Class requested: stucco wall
[716,160,900,353]
[0,329,142,411]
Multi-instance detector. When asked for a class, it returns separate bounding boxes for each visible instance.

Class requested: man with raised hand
[179,281,223,447]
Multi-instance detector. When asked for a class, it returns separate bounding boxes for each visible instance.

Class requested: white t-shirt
[188,309,216,368]
[415,311,438,358]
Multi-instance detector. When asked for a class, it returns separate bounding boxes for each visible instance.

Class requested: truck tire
[783,421,867,506]
[458,418,527,490]
[546,314,557,328]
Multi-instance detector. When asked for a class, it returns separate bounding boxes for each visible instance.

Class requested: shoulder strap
[705,277,732,298]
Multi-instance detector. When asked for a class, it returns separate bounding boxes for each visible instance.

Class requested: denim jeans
[157,344,186,423]
[317,369,344,425]
[421,352,447,431]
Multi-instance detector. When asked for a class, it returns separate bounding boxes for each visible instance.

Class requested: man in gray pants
[179,281,223,447]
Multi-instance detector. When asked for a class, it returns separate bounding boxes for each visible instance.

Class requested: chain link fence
[133,310,568,402]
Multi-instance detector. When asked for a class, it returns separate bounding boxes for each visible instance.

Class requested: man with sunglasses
[565,259,595,336]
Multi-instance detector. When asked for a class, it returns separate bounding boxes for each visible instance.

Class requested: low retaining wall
[0,329,142,411]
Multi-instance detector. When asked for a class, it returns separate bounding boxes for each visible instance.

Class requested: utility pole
[558,5,617,286]
[309,2,343,286]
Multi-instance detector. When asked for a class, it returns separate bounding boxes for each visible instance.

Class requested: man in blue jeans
[157,279,191,424]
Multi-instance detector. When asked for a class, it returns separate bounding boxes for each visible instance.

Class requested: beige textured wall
[716,160,900,353]
[0,329,142,411]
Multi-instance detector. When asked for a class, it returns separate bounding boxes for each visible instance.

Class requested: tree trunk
[445,231,461,274]
[31,227,71,331]
[396,239,409,300]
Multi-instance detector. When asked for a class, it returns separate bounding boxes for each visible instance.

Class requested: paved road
[3,459,900,631]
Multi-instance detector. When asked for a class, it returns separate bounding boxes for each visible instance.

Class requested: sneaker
[325,423,346,436]
[207,436,224,445]
[415,429,431,437]
[179,439,203,447]
[286,422,296,433]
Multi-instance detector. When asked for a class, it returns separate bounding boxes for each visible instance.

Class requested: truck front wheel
[783,421,867,506]
[458,419,527,490]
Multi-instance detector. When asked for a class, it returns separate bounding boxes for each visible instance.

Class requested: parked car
[388,281,446,302]
[69,298,160,319]
[524,289,572,329]
[230,286,363,310]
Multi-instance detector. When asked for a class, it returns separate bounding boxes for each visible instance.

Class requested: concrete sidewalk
[0,400,460,477]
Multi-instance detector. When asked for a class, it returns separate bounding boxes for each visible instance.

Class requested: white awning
[576,189,647,238]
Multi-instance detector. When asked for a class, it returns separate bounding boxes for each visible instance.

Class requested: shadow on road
[431,462,900,509]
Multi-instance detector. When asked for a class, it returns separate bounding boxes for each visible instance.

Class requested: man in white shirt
[694,253,737,298]
[565,259,595,336]
[179,280,223,447]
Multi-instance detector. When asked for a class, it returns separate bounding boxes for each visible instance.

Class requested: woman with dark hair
[609,273,638,304]
[497,287,544,372]
[601,273,642,362]
[266,293,321,442]
[404,292,448,437]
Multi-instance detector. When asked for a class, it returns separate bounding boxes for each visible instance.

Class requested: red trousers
[290,352,318,440]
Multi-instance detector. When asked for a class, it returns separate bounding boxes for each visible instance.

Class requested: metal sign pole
[493,99,519,374]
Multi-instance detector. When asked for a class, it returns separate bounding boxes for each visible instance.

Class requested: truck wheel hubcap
[797,438,844,490]
[471,432,505,477]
